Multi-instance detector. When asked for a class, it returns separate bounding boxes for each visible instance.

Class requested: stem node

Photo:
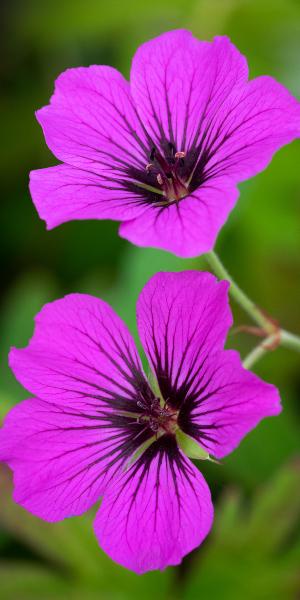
[205,251,300,365]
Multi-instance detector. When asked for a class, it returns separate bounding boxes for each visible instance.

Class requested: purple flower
[30,30,300,257]
[0,272,280,573]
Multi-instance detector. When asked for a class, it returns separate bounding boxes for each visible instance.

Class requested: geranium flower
[0,272,280,573]
[30,30,300,257]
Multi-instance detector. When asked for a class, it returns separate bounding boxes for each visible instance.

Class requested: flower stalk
[205,251,300,359]
[242,334,280,370]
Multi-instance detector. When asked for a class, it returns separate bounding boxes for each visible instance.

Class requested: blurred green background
[1,0,300,598]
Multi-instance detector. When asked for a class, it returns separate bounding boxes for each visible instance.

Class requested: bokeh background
[1,0,300,598]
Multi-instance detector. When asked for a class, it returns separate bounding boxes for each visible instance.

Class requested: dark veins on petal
[66,56,282,214]
[31,322,185,493]
[37,346,218,504]
[120,79,256,208]
[45,385,183,499]
[95,83,242,209]
[108,433,200,512]
[123,138,210,208]
[140,301,230,452]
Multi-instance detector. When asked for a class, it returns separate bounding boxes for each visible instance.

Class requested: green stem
[205,250,300,355]
[243,334,278,369]
[280,329,300,353]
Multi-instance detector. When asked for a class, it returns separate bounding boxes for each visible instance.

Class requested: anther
[137,400,147,410]
[145,163,153,173]
[157,174,163,186]
[149,418,159,432]
[175,151,186,159]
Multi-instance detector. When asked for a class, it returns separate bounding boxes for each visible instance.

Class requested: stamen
[137,399,148,410]
[149,418,159,433]
[143,144,189,203]
[136,395,178,435]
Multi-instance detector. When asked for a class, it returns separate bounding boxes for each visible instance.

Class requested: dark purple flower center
[125,140,208,207]
[136,394,178,435]
[146,144,189,203]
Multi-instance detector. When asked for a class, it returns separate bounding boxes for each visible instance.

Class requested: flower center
[146,144,189,203]
[137,396,178,435]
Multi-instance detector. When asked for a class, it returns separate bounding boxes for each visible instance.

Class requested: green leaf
[0,271,58,404]
[0,465,172,597]
[184,461,300,599]
[0,563,68,600]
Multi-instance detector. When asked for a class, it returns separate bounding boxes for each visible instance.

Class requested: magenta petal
[31,65,154,227]
[131,30,300,184]
[30,30,300,254]
[94,435,213,573]
[9,293,147,410]
[2,293,162,521]
[30,165,149,229]
[0,398,152,521]
[203,75,300,183]
[179,350,281,458]
[119,179,239,257]
[130,31,248,152]
[36,66,148,174]
[137,271,232,408]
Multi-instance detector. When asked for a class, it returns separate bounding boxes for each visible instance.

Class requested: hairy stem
[205,251,300,357]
